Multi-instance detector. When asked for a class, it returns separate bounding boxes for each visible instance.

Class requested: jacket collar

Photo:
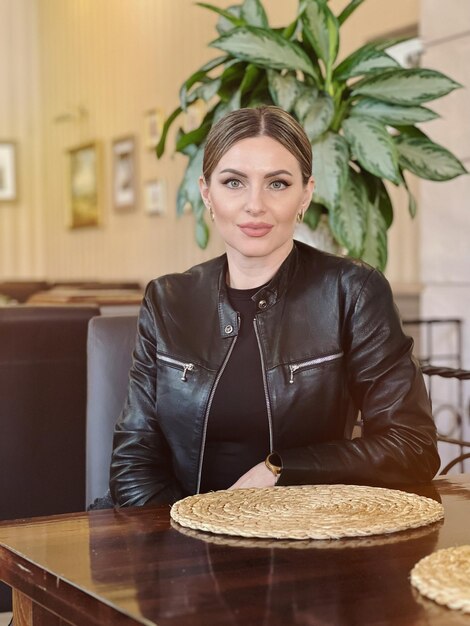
[217,243,300,338]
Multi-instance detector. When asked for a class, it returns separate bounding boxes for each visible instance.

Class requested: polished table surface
[1,475,470,626]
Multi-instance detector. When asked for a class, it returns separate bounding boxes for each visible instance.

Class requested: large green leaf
[179,55,228,110]
[211,26,320,82]
[244,72,271,106]
[216,5,243,34]
[329,170,367,257]
[176,144,205,216]
[401,171,417,218]
[212,89,242,123]
[267,70,302,112]
[343,115,400,183]
[407,190,417,218]
[312,131,349,210]
[302,0,339,71]
[376,180,394,227]
[392,124,428,139]
[281,17,301,41]
[334,48,399,81]
[217,61,247,100]
[294,90,334,142]
[175,129,198,157]
[352,68,462,105]
[197,3,244,28]
[156,106,182,158]
[361,199,388,270]
[241,0,268,27]
[362,172,394,227]
[351,98,439,125]
[239,63,260,95]
[338,0,366,25]
[175,120,212,153]
[187,77,222,105]
[294,86,318,119]
[395,134,468,181]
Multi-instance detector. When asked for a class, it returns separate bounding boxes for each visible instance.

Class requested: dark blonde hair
[202,106,312,185]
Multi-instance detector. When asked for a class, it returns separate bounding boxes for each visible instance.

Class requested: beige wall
[0,0,44,277]
[0,0,419,285]
[419,0,470,467]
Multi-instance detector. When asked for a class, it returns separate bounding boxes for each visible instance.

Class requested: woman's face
[200,135,314,265]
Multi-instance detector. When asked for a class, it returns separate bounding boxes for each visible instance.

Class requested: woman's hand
[228,462,277,490]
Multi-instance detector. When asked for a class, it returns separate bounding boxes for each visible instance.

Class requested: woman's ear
[302,176,315,209]
[199,176,210,207]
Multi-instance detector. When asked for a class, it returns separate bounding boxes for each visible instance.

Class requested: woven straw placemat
[170,485,444,540]
[411,545,470,614]
[171,517,442,550]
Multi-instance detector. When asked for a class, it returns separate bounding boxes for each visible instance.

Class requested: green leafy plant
[156,0,467,269]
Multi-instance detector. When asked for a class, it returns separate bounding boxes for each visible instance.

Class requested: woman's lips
[238,223,274,237]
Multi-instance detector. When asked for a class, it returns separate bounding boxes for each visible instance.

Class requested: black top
[200,285,270,492]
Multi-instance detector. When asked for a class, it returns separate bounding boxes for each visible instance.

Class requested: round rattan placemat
[171,517,442,550]
[170,485,444,540]
[411,545,470,614]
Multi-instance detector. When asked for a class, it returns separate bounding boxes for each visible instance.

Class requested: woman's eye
[225,179,242,189]
[270,180,288,190]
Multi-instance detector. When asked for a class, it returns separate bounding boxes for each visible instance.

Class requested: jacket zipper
[157,353,195,382]
[288,351,344,384]
[196,319,239,494]
[254,318,274,453]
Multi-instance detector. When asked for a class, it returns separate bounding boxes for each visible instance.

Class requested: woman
[110,106,439,507]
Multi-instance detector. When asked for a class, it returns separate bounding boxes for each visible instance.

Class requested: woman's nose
[245,186,265,215]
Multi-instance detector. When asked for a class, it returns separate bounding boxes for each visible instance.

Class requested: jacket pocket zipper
[157,353,195,381]
[288,352,344,384]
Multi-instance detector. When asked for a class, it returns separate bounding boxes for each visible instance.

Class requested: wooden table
[1,475,470,626]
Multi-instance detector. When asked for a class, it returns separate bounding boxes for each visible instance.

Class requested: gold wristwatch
[265,452,282,479]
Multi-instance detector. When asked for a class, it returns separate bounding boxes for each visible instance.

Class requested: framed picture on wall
[112,136,137,212]
[144,108,164,150]
[0,141,17,202]
[68,142,102,228]
[144,179,166,215]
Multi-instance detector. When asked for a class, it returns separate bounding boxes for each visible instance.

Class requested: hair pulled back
[202,106,312,185]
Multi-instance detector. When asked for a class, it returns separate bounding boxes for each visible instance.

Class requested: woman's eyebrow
[219,168,248,177]
[265,169,293,178]
[219,168,293,178]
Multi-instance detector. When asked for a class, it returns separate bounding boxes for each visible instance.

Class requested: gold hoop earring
[297,211,303,223]
[209,205,215,222]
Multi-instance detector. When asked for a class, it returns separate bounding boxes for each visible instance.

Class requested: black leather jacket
[110,242,439,506]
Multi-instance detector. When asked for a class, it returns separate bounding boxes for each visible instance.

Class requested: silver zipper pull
[289,365,297,384]
[181,363,194,381]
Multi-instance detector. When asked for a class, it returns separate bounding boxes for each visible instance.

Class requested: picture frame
[144,108,164,150]
[144,179,166,215]
[0,141,17,202]
[112,136,137,212]
[68,142,101,228]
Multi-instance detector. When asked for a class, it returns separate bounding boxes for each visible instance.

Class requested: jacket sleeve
[110,287,185,506]
[277,269,440,487]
